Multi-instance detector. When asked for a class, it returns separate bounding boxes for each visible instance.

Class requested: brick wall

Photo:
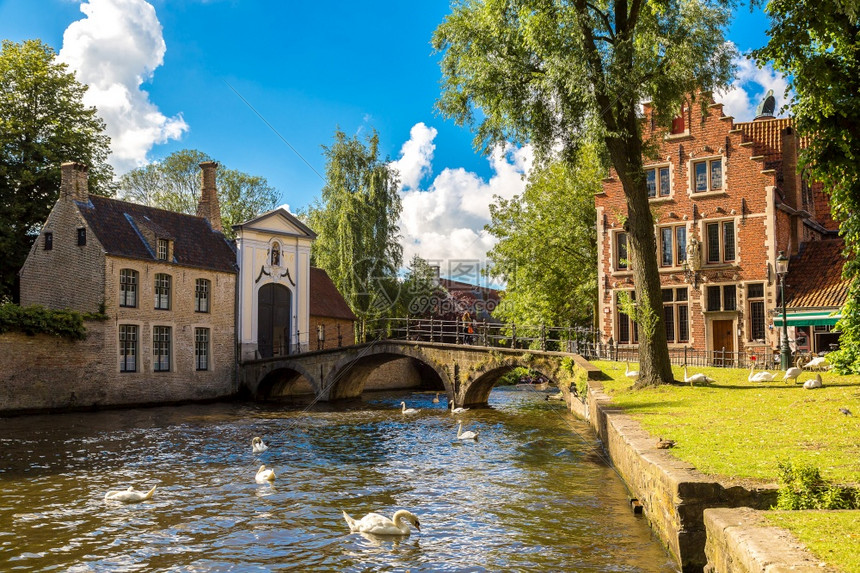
[596,101,835,357]
[309,316,355,350]
[20,196,105,313]
[0,318,235,413]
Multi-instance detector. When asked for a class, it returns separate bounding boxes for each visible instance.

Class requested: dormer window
[271,242,281,267]
[77,228,86,246]
[157,238,169,261]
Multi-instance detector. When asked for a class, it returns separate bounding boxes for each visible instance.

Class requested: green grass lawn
[592,360,860,484]
[764,511,860,573]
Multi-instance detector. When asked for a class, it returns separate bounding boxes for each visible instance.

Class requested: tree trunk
[605,119,675,387]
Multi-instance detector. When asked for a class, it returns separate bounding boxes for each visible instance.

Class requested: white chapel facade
[233,209,316,361]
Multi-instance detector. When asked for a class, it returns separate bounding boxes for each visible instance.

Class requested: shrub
[0,303,97,341]
[775,460,860,510]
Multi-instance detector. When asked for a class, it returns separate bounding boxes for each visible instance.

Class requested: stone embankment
[564,361,831,572]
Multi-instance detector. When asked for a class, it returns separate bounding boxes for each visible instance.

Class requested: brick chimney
[781,127,801,254]
[60,162,89,202]
[196,161,222,232]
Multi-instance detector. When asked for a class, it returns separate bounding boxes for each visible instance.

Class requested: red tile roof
[786,239,849,310]
[310,267,356,321]
[78,195,237,273]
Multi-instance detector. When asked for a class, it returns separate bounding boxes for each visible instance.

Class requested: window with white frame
[154,273,171,310]
[747,283,766,341]
[616,291,638,344]
[119,325,138,373]
[157,238,169,261]
[195,327,210,371]
[646,165,671,198]
[153,326,171,372]
[706,284,737,312]
[692,157,723,193]
[195,278,210,313]
[615,232,629,271]
[705,220,736,264]
[662,287,689,343]
[119,269,138,308]
[659,225,687,267]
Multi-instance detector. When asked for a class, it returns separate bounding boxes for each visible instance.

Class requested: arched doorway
[258,283,291,358]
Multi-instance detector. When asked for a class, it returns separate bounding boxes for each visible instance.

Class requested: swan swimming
[342,509,420,535]
[255,464,276,483]
[456,420,478,440]
[449,400,469,415]
[251,436,268,453]
[400,401,419,414]
[105,485,157,503]
[432,393,440,404]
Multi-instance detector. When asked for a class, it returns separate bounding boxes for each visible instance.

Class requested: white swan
[625,362,640,381]
[803,373,823,389]
[804,356,829,370]
[783,366,803,384]
[105,485,157,503]
[456,420,478,440]
[342,509,420,535]
[400,401,419,414]
[748,364,775,382]
[251,436,268,453]
[255,464,276,483]
[432,393,440,404]
[449,400,469,415]
[683,366,715,386]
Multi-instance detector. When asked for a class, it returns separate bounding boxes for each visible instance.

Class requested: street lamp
[776,251,790,370]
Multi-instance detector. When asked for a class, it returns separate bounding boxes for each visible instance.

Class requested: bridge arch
[323,344,452,401]
[463,361,560,406]
[252,361,320,401]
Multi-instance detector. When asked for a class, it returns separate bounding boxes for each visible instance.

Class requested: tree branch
[585,2,616,41]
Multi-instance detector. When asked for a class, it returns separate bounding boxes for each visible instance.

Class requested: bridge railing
[362,317,597,353]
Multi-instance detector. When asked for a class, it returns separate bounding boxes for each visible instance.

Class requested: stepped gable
[786,239,849,309]
[78,195,237,273]
[310,267,356,320]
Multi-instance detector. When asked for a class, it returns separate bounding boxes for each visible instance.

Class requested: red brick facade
[596,100,840,358]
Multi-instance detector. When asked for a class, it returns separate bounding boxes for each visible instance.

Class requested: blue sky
[0,0,785,273]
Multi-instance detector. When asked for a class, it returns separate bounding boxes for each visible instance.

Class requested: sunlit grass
[764,511,860,573]
[592,360,860,483]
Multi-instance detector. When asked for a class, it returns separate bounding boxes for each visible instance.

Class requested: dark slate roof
[310,267,356,321]
[786,239,849,310]
[77,195,237,273]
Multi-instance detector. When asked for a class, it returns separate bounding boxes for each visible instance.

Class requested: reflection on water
[0,387,678,572]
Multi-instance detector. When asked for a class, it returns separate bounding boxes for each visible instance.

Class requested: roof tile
[786,239,849,310]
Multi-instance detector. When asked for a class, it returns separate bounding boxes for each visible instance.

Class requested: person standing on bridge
[462,311,475,344]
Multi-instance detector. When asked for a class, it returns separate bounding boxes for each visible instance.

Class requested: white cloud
[394,124,533,278]
[390,122,437,190]
[59,0,188,172]
[715,54,792,121]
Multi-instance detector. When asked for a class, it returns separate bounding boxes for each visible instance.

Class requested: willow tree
[433,0,735,386]
[306,128,402,333]
[486,146,601,329]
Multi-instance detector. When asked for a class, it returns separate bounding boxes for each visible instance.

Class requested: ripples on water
[0,387,678,572]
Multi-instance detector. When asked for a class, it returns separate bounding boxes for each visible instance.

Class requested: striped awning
[773,310,841,327]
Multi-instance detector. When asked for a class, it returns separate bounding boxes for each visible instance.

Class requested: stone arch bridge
[240,340,599,407]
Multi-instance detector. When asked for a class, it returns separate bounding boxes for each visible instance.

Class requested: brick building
[309,266,357,350]
[596,96,845,360]
[19,161,238,403]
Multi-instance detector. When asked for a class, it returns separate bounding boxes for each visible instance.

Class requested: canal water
[0,387,678,572]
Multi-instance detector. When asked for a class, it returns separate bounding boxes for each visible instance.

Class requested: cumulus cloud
[715,54,792,121]
[394,124,533,283]
[59,0,188,172]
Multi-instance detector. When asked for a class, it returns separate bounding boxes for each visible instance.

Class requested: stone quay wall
[0,321,236,414]
[562,366,778,572]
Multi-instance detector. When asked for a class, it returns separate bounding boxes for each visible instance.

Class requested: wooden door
[712,319,734,365]
[258,283,292,358]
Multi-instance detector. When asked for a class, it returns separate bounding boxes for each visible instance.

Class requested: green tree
[753,2,860,373]
[486,146,601,328]
[400,254,441,316]
[0,39,114,301]
[306,128,402,335]
[118,149,279,238]
[433,0,736,386]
